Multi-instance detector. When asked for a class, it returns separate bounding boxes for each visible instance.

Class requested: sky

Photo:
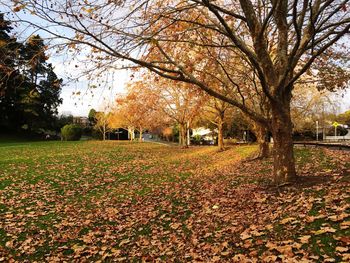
[2,5,129,117]
[49,55,129,117]
[339,93,350,113]
[3,4,350,117]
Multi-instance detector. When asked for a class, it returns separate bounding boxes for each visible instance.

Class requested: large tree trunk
[271,103,297,185]
[217,118,224,151]
[254,123,269,158]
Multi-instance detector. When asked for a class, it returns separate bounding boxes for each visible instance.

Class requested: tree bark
[254,123,269,158]
[217,118,224,151]
[179,123,187,147]
[271,104,297,185]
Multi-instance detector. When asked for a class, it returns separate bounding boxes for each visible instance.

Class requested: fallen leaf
[299,235,311,244]
[336,246,349,252]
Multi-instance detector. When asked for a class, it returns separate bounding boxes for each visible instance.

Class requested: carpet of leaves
[0,141,349,262]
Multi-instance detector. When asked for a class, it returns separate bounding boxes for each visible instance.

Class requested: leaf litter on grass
[0,142,349,262]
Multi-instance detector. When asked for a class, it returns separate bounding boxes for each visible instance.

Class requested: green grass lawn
[0,141,349,261]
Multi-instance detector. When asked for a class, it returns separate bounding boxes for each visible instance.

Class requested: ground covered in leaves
[0,141,349,262]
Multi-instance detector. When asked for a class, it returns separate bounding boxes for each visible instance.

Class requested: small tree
[94,111,112,141]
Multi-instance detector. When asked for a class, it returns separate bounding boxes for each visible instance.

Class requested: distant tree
[291,81,340,140]
[54,114,73,132]
[94,111,112,141]
[200,98,232,151]
[129,76,205,147]
[227,111,253,141]
[88,108,97,126]
[110,81,170,142]
[337,110,350,126]
[161,127,173,142]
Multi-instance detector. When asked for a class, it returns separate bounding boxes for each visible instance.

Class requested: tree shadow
[261,174,333,194]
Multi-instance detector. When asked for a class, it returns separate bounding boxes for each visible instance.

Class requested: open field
[0,141,349,262]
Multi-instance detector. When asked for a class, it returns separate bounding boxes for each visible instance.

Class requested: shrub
[224,138,238,145]
[193,134,202,142]
[327,126,348,136]
[91,129,102,140]
[61,124,82,141]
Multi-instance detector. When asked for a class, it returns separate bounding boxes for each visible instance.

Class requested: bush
[83,126,93,136]
[327,126,348,136]
[224,138,238,145]
[61,124,82,141]
[91,129,102,140]
[193,134,201,142]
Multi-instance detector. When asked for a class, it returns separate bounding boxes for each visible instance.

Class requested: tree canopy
[0,14,63,134]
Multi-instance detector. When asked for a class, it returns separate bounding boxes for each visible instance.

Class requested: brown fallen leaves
[0,142,349,261]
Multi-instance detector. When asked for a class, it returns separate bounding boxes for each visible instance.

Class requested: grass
[0,141,254,259]
[0,140,349,261]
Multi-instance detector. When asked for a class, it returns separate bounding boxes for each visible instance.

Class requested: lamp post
[316,120,319,141]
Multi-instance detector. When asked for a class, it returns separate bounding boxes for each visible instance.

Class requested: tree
[94,111,112,141]
[161,127,174,142]
[54,114,73,133]
[0,14,62,133]
[36,64,63,128]
[88,108,97,126]
[135,75,206,147]
[111,80,168,142]
[337,110,350,126]
[291,78,343,140]
[0,13,26,130]
[0,13,21,95]
[200,98,232,151]
[10,1,350,184]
